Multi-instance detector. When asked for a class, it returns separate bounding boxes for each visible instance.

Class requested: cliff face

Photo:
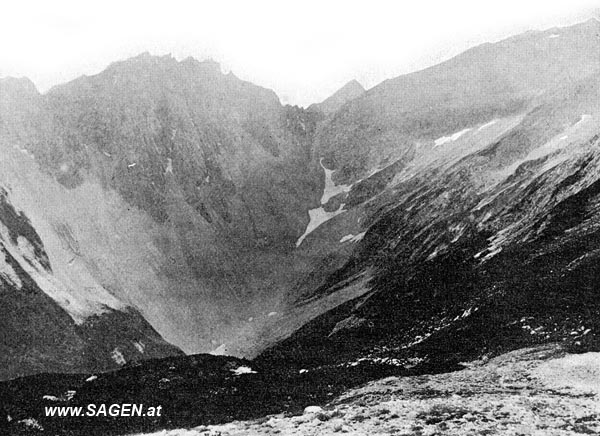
[37,55,319,233]
[0,54,329,378]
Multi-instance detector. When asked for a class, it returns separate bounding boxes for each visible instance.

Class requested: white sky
[0,0,598,106]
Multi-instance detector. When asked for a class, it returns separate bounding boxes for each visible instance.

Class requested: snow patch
[295,157,354,247]
[133,341,145,353]
[340,234,354,243]
[426,245,447,261]
[363,160,395,179]
[165,158,173,174]
[340,232,366,243]
[296,204,346,247]
[351,232,366,242]
[478,120,497,131]
[574,114,591,127]
[548,33,560,38]
[449,223,467,243]
[231,366,257,376]
[85,375,97,382]
[41,390,75,402]
[18,418,43,431]
[474,245,502,261]
[345,356,405,368]
[268,311,278,317]
[434,128,472,146]
[111,348,126,365]
[319,158,352,204]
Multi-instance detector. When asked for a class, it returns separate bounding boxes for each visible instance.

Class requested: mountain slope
[258,21,600,372]
[0,54,337,378]
[0,185,182,380]
[202,19,600,361]
[2,19,600,382]
[315,19,600,184]
[308,80,365,115]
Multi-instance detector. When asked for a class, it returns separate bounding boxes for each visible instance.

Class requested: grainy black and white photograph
[1,1,600,435]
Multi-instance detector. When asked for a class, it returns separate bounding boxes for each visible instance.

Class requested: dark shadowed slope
[260,66,600,374]
[217,19,600,361]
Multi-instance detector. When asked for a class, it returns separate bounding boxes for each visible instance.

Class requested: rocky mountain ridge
[1,19,600,385]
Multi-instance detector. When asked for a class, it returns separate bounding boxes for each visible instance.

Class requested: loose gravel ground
[137,344,600,436]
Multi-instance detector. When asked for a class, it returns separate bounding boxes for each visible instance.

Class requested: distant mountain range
[1,19,599,382]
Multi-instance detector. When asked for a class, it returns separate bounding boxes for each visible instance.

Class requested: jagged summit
[44,53,237,98]
[98,53,222,78]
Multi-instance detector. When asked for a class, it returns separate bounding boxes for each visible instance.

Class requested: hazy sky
[1,0,598,106]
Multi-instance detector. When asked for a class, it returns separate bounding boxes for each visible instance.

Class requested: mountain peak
[341,79,365,92]
[0,76,39,95]
[583,16,600,25]
[563,16,600,33]
[309,79,365,115]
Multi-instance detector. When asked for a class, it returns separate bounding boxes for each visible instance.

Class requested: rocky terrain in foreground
[3,343,599,435]
[136,345,600,436]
